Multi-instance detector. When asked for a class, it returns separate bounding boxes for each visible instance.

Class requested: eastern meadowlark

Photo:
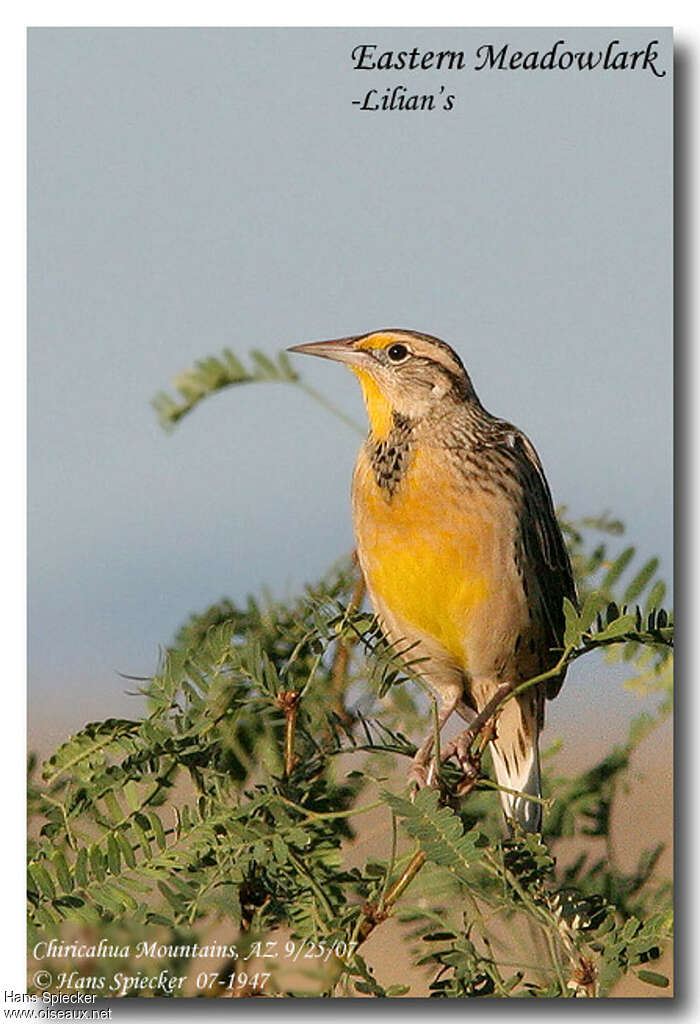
[289,329,576,832]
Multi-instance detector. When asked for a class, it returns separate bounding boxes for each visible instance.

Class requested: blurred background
[28,27,672,768]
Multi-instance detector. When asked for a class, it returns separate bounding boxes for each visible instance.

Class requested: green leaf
[123,781,141,812]
[563,598,581,648]
[103,881,138,913]
[382,788,483,879]
[153,348,299,429]
[636,970,669,988]
[106,834,121,876]
[103,790,124,825]
[34,904,60,929]
[146,811,167,851]
[130,823,151,859]
[116,833,137,869]
[29,863,56,900]
[91,884,123,916]
[65,900,101,926]
[623,558,659,604]
[158,881,185,914]
[602,546,635,590]
[626,713,656,748]
[51,851,73,893]
[89,844,106,883]
[250,350,280,377]
[41,718,140,784]
[272,834,289,864]
[645,580,667,612]
[73,848,89,888]
[578,591,605,633]
[596,614,637,640]
[222,348,247,377]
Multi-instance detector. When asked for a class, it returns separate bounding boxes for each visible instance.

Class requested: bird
[289,329,576,832]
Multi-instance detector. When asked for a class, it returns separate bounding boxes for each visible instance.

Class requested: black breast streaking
[368,413,413,497]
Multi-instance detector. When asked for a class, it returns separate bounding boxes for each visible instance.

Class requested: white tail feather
[489,705,542,833]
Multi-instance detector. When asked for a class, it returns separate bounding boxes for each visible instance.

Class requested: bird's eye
[387,343,409,363]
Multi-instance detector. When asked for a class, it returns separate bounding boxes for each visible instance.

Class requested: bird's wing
[508,431,577,699]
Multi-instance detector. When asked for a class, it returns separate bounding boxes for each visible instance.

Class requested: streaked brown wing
[511,433,578,699]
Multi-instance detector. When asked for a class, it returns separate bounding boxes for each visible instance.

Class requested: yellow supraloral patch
[355,332,396,351]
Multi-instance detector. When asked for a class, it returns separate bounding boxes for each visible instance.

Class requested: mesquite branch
[277,690,301,779]
[329,557,366,721]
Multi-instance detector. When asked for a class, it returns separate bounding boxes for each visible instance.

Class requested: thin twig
[377,812,399,915]
[356,848,428,943]
[329,562,366,721]
[276,690,301,779]
[295,381,365,434]
[275,794,385,822]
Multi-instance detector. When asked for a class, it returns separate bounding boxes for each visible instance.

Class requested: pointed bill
[287,337,367,367]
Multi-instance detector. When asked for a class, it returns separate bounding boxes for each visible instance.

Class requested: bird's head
[288,329,477,438]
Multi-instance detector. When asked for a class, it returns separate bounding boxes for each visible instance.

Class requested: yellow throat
[353,368,393,439]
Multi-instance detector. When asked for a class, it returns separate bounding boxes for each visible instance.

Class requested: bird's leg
[408,694,460,792]
[440,682,513,793]
[455,698,478,725]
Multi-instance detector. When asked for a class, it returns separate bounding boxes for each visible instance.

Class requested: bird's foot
[440,729,483,797]
[407,757,440,799]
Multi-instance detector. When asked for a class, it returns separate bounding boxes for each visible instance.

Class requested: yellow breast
[352,445,492,667]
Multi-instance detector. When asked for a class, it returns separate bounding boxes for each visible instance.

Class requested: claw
[407,757,440,798]
[437,730,482,796]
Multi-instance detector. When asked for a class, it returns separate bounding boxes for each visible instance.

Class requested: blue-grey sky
[28,28,672,745]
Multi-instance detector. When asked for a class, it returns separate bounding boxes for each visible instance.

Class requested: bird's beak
[287,336,367,368]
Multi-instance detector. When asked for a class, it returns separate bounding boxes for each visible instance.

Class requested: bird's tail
[488,695,542,833]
